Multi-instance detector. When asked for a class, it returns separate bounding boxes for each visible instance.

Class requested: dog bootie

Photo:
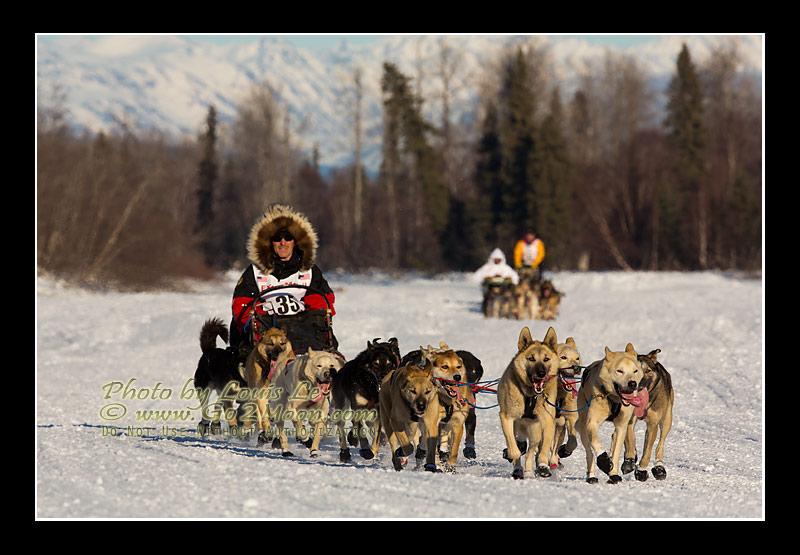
[536,465,551,478]
[463,443,476,459]
[652,464,667,480]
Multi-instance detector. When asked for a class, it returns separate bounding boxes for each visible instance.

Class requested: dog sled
[243,284,339,356]
[481,271,563,320]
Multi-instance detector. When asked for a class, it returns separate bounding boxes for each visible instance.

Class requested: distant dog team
[483,277,564,320]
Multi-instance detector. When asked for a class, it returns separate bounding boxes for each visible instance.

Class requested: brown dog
[550,337,583,467]
[514,280,540,320]
[380,358,441,472]
[538,280,563,320]
[622,348,674,481]
[240,326,294,446]
[576,343,643,483]
[417,345,470,472]
[497,327,561,479]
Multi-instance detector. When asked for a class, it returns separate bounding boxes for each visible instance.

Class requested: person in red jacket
[230,204,337,354]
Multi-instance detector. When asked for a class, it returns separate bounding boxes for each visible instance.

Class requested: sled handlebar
[245,284,334,336]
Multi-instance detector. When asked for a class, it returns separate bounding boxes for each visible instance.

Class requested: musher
[229,204,339,357]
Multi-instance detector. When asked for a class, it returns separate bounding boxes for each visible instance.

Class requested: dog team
[193,204,672,482]
[194,319,674,483]
[482,276,564,320]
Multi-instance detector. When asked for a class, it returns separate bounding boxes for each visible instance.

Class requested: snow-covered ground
[36,270,763,519]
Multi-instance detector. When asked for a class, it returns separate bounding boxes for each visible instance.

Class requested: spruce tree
[499,48,538,249]
[196,105,218,267]
[664,44,708,268]
[380,62,449,269]
[470,101,505,265]
[531,88,572,267]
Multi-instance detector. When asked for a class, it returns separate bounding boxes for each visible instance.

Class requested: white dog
[270,348,343,457]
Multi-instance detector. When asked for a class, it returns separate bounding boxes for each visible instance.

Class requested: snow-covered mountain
[36,34,763,172]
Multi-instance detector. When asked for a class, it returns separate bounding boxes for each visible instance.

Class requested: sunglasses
[270,230,295,243]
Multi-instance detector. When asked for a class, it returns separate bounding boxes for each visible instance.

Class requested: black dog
[455,350,484,459]
[331,337,401,462]
[193,318,248,435]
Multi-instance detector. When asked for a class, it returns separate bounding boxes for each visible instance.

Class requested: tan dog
[622,348,674,481]
[576,343,643,483]
[513,280,539,320]
[550,337,583,467]
[538,280,563,320]
[497,327,561,479]
[271,348,343,457]
[380,358,441,472]
[240,326,294,446]
[415,345,471,472]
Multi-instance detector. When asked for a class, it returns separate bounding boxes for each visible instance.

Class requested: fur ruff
[247,204,318,275]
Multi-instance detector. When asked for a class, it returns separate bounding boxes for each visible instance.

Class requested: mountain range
[36,34,763,173]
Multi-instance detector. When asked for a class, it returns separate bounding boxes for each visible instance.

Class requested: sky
[37,33,663,52]
[187,34,662,51]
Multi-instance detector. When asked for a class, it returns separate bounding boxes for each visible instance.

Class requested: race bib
[255,270,313,316]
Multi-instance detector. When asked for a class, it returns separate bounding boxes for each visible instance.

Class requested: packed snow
[36,270,763,519]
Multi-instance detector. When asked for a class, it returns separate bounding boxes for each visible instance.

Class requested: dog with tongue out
[576,343,644,484]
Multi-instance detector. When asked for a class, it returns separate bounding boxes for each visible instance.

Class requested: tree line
[37,38,762,289]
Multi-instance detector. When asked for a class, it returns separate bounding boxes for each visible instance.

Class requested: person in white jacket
[473,248,519,285]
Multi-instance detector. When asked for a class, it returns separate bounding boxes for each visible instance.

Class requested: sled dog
[241,326,294,445]
[193,318,247,434]
[331,337,401,462]
[402,344,484,465]
[576,343,643,483]
[513,280,540,320]
[551,337,583,467]
[415,345,470,471]
[538,280,563,320]
[497,327,561,479]
[455,349,484,459]
[380,357,441,472]
[622,348,674,481]
[271,348,343,457]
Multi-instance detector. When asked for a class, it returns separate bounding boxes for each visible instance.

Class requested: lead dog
[331,337,401,462]
[497,327,561,479]
[240,326,295,446]
[622,348,674,481]
[551,337,582,467]
[380,357,441,472]
[402,345,484,465]
[412,345,471,471]
[576,343,644,483]
[193,318,247,435]
[271,348,343,457]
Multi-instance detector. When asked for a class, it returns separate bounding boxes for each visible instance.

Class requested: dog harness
[522,393,538,420]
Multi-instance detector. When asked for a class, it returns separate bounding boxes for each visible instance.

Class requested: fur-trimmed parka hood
[247,204,318,275]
